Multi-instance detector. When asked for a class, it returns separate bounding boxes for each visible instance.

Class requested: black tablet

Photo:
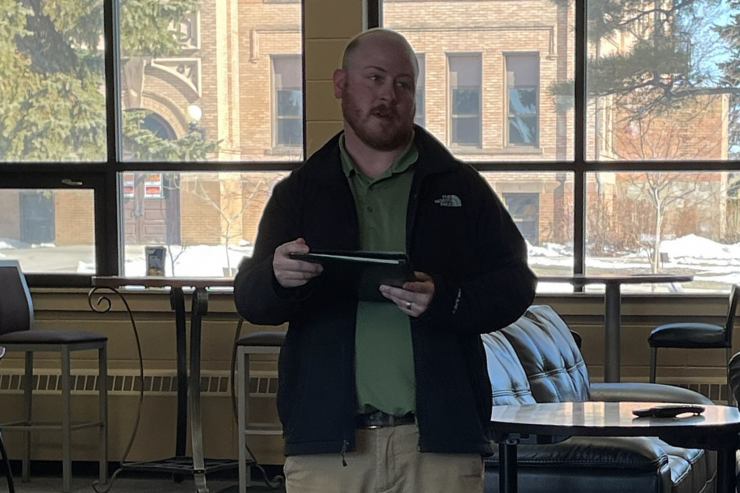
[289,250,415,302]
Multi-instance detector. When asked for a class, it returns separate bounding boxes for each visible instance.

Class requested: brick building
[8,0,728,252]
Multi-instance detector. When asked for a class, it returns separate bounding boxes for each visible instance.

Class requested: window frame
[3,0,740,290]
[376,0,740,286]
[0,0,307,286]
[0,173,111,287]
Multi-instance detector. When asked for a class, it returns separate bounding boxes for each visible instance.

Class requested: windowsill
[449,146,543,156]
[448,145,484,153]
[499,146,543,155]
[265,147,302,156]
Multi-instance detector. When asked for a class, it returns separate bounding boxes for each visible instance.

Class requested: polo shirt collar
[339,132,418,179]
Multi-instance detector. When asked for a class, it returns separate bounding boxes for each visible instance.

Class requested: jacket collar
[303,126,459,186]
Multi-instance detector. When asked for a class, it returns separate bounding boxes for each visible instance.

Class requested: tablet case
[289,250,415,302]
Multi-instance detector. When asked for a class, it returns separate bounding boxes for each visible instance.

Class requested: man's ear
[333,69,346,99]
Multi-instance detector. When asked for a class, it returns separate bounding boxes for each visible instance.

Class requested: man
[234,28,536,493]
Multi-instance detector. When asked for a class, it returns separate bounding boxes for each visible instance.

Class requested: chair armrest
[589,382,714,405]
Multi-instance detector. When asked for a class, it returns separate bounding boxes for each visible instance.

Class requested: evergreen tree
[715,0,740,159]
[0,0,216,162]
[551,0,740,121]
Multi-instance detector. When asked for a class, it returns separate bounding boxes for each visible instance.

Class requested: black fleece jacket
[234,127,537,456]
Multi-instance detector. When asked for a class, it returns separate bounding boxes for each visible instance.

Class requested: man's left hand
[380,271,435,317]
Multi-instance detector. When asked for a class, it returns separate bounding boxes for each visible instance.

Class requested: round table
[490,401,740,493]
[89,277,236,493]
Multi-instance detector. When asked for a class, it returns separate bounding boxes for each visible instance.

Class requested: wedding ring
[406,301,412,309]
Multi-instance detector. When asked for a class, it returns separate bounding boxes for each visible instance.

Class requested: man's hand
[379,272,435,317]
[273,238,323,288]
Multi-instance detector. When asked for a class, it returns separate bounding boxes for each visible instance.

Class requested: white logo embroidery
[434,194,462,208]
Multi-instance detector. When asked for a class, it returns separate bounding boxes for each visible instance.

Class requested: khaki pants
[284,425,484,493]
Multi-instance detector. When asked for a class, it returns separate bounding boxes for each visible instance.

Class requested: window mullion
[573,0,587,277]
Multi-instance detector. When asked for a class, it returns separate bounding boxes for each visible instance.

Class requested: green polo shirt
[339,134,419,416]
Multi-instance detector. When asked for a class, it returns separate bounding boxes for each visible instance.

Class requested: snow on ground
[661,234,740,263]
[77,243,254,277]
[526,234,740,289]
[3,234,739,288]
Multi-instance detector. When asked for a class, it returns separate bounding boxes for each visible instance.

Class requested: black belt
[355,411,416,429]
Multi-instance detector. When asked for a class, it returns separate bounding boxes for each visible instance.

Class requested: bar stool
[235,330,286,492]
[0,260,107,493]
[649,284,739,404]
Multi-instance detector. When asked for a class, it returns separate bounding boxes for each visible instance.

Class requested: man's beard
[342,90,414,152]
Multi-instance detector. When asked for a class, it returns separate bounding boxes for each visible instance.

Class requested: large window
[448,54,482,147]
[273,55,303,148]
[0,0,303,281]
[506,54,539,147]
[503,193,540,244]
[0,190,96,274]
[381,0,740,294]
[3,0,740,294]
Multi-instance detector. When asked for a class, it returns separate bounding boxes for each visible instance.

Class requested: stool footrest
[2,421,103,431]
[121,456,242,475]
[245,424,283,436]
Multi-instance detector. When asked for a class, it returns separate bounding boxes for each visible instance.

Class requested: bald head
[341,28,418,81]
[333,28,418,153]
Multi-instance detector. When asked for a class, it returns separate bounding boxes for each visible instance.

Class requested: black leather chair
[649,283,739,403]
[484,304,716,493]
[0,260,107,493]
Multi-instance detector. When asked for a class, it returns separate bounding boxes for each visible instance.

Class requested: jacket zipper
[340,439,348,467]
[406,190,420,253]
[341,335,350,467]
[407,181,421,452]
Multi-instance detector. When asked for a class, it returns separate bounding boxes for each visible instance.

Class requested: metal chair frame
[0,260,107,493]
[236,342,283,493]
[649,284,739,405]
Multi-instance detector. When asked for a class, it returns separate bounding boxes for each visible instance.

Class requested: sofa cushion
[659,444,715,493]
[500,305,590,403]
[481,331,536,405]
[486,436,669,470]
[484,435,713,493]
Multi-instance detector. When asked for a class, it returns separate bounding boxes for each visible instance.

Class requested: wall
[0,289,732,466]
[1,0,735,470]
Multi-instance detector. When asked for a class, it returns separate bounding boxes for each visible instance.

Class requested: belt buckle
[364,411,389,429]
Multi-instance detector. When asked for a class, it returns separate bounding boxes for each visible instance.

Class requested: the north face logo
[434,194,462,207]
